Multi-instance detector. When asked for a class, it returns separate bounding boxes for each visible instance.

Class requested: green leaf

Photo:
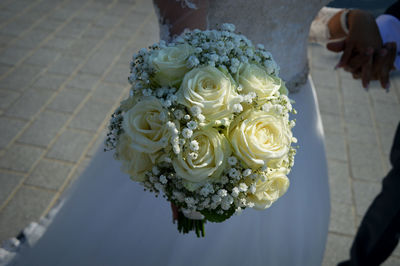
[200,208,235,223]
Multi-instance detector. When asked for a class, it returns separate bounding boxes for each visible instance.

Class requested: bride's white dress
[9,1,330,265]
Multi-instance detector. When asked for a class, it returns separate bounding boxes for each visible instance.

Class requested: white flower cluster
[106,24,297,223]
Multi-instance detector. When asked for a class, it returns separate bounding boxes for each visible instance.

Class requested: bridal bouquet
[105,24,297,237]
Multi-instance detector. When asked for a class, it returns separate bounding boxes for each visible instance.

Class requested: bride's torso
[207,0,330,83]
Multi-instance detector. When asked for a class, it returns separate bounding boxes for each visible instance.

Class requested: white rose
[122,97,170,154]
[151,43,193,86]
[236,63,281,100]
[177,66,241,122]
[173,128,231,184]
[247,170,289,210]
[116,134,156,182]
[229,109,292,169]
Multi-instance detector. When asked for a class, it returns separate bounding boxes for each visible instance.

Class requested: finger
[336,40,355,68]
[379,43,397,90]
[327,40,345,52]
[361,54,373,89]
[346,53,372,72]
[371,48,388,81]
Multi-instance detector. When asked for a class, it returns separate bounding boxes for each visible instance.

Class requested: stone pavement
[0,0,399,265]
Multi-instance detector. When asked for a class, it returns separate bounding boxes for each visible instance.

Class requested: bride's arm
[153,0,209,40]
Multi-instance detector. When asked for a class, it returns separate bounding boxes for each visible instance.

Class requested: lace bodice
[207,1,330,84]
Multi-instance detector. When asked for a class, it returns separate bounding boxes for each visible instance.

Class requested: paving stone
[76,10,100,22]
[43,36,74,50]
[56,21,88,38]
[69,98,114,131]
[0,172,23,206]
[373,101,400,126]
[343,100,373,127]
[93,14,121,29]
[324,132,347,161]
[0,186,55,242]
[316,88,341,116]
[46,129,92,163]
[353,180,381,216]
[104,64,130,85]
[309,44,341,71]
[0,46,28,65]
[47,87,88,113]
[47,56,81,76]
[348,140,385,181]
[0,9,14,24]
[0,34,14,49]
[0,116,26,149]
[32,73,67,91]
[5,87,54,120]
[322,233,353,266]
[341,78,369,104]
[311,69,338,89]
[66,73,99,91]
[35,18,64,31]
[63,37,99,58]
[378,122,398,156]
[0,65,43,91]
[121,9,149,29]
[12,29,51,49]
[0,64,11,76]
[25,48,61,67]
[25,159,73,190]
[18,110,70,148]
[369,87,399,105]
[80,52,115,76]
[81,26,107,39]
[393,245,400,258]
[87,130,107,157]
[382,257,400,266]
[346,122,378,145]
[47,8,74,21]
[91,82,126,103]
[0,144,44,172]
[110,26,136,40]
[0,89,20,109]
[329,201,356,236]
[0,20,31,37]
[327,159,352,205]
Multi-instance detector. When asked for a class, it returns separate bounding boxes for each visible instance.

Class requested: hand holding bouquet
[106,24,297,237]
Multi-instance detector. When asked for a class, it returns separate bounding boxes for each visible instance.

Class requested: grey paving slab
[5,87,54,120]
[341,79,370,105]
[0,46,28,66]
[25,158,73,190]
[91,82,126,103]
[65,73,99,91]
[353,180,381,217]
[43,36,74,51]
[18,110,70,148]
[382,256,400,266]
[322,233,353,266]
[12,29,51,50]
[369,87,399,105]
[310,68,338,89]
[309,43,341,70]
[317,88,341,116]
[0,65,43,91]
[32,73,67,91]
[0,186,54,242]
[346,122,378,145]
[329,201,356,236]
[68,157,91,188]
[68,98,114,132]
[87,130,107,157]
[104,64,129,85]
[25,48,61,67]
[378,122,399,157]
[324,132,348,161]
[63,37,99,58]
[327,159,353,205]
[76,10,101,23]
[81,26,107,40]
[79,51,116,76]
[0,116,26,149]
[35,18,64,32]
[373,101,400,126]
[343,99,374,127]
[93,15,121,29]
[47,55,81,76]
[0,89,20,110]
[0,64,11,76]
[47,8,75,22]
[47,87,88,114]
[0,34,14,49]
[46,129,92,163]
[0,20,31,37]
[0,143,44,172]
[0,172,23,207]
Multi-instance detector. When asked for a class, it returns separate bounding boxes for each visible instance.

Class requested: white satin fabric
[11,77,330,266]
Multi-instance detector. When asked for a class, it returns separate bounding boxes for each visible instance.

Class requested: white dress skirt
[10,76,330,266]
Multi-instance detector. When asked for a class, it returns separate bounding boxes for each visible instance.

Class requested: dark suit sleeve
[385,0,400,20]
